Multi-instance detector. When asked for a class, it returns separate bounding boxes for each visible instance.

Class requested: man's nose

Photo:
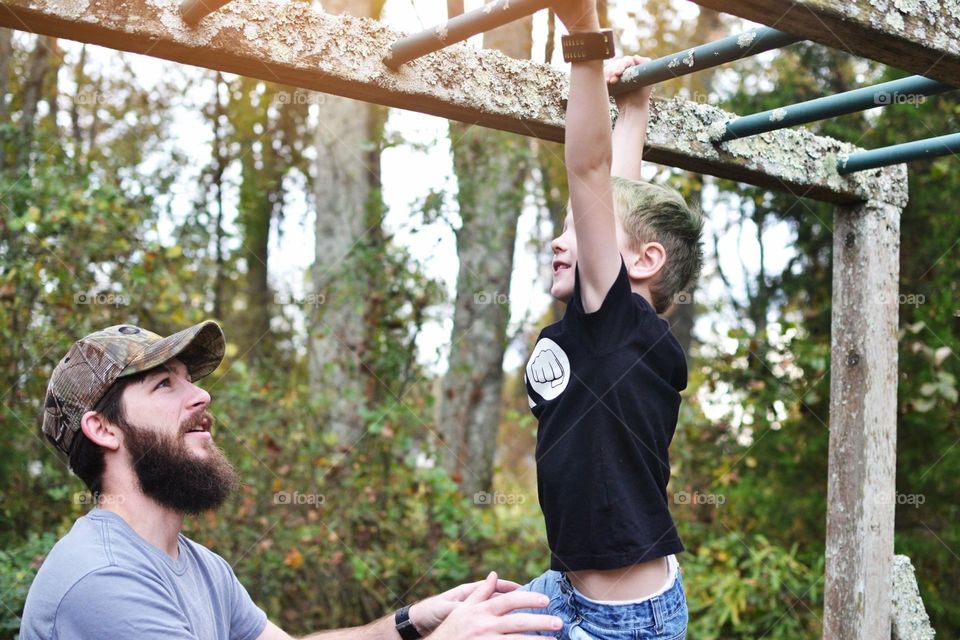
[187,382,211,412]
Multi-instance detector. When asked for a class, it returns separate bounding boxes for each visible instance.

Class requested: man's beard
[122,412,238,515]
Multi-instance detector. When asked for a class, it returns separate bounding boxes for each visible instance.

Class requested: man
[22,320,561,639]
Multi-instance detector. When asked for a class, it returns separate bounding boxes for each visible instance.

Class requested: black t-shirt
[525,257,687,571]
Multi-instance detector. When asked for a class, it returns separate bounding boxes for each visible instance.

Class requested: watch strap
[394,605,422,640]
[561,29,615,62]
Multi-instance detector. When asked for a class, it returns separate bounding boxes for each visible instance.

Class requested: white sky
[59,0,795,382]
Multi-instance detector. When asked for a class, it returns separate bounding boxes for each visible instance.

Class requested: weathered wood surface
[691,0,960,86]
[0,0,907,204]
[826,200,901,640]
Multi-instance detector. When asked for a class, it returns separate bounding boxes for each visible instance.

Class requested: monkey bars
[609,27,800,95]
[721,75,956,142]
[839,131,960,175]
[179,0,233,25]
[384,0,549,69]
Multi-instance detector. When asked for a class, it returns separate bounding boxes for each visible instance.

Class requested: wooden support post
[826,200,902,639]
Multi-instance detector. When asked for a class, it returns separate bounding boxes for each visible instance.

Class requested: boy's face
[550,213,578,303]
[550,211,639,303]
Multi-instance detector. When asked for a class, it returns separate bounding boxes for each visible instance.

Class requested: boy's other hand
[552,0,600,33]
[606,55,652,114]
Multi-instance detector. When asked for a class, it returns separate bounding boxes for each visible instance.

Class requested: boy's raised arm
[608,56,652,181]
[554,0,621,314]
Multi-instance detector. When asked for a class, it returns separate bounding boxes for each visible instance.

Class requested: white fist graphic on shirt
[530,350,565,388]
[526,337,571,402]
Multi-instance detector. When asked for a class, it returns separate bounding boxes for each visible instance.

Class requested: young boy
[520,1,703,637]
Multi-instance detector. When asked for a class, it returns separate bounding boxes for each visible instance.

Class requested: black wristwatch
[561,29,615,62]
[394,604,422,640]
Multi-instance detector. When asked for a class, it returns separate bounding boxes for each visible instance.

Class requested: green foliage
[0,532,58,636]
[680,527,823,639]
[164,366,545,633]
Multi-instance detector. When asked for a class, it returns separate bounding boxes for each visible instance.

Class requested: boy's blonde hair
[611,176,704,314]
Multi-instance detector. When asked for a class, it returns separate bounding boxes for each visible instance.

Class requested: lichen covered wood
[891,555,936,640]
[826,199,902,640]
[692,0,960,86]
[0,0,906,204]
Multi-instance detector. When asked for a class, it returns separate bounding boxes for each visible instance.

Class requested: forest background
[1,0,958,637]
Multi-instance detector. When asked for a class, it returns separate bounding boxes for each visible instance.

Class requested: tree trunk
[0,28,13,172]
[13,35,53,175]
[308,0,385,445]
[212,72,228,321]
[438,6,533,493]
[237,162,273,361]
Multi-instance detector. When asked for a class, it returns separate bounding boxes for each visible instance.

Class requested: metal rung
[838,131,960,174]
[609,27,801,97]
[722,75,956,141]
[180,0,234,26]
[384,0,549,70]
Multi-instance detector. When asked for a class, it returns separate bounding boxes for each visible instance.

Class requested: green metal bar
[609,27,801,96]
[838,131,960,174]
[180,0,233,25]
[722,75,956,141]
[384,0,549,70]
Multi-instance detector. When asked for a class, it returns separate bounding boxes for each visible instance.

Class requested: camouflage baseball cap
[41,321,225,456]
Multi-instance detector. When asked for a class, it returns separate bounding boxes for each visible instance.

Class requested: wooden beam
[0,0,906,204]
[690,0,960,86]
[826,200,901,640]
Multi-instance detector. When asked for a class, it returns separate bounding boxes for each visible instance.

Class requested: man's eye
[154,377,170,390]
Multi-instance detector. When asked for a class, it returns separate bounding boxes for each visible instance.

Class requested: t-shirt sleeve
[55,568,199,639]
[223,560,268,640]
[570,255,646,351]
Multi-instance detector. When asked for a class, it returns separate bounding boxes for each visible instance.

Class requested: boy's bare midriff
[568,556,669,601]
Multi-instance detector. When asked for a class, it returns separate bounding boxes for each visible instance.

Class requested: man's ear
[80,411,122,451]
[626,241,666,282]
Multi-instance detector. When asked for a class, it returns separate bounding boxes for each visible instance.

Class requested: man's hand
[428,572,563,639]
[408,574,523,635]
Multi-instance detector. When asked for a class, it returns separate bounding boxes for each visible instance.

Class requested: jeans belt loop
[652,594,664,632]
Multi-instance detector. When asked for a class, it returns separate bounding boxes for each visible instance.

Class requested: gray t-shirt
[20,509,267,640]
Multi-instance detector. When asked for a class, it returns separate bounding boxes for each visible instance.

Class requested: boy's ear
[626,241,666,282]
[80,411,122,452]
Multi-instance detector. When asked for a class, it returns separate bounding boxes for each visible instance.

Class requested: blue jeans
[515,561,688,639]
